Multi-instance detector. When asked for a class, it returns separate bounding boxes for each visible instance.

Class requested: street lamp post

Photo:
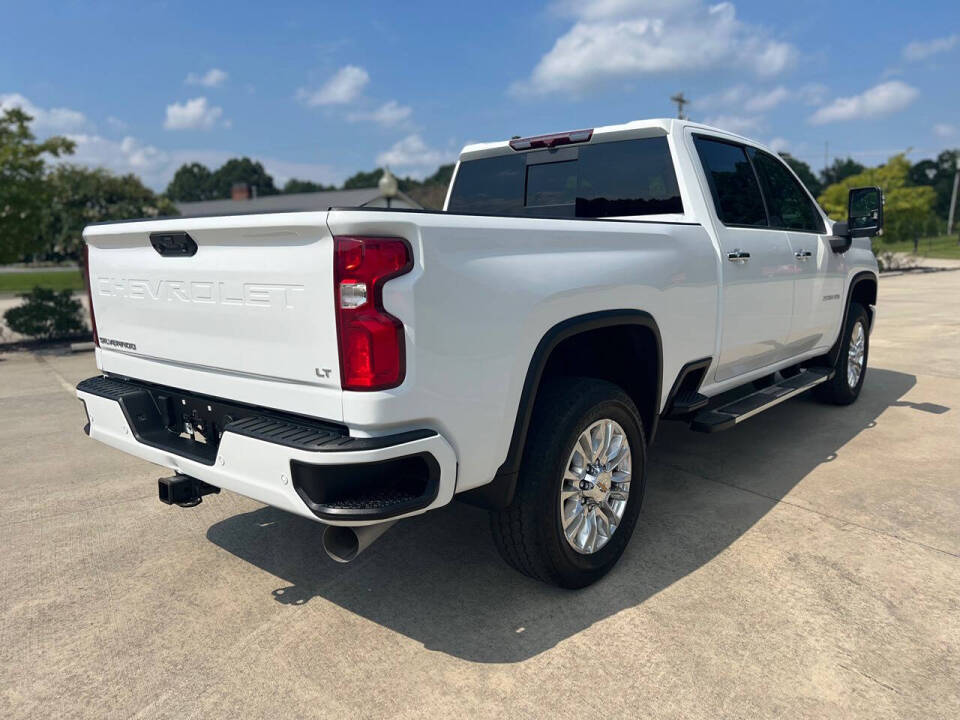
[379,168,399,209]
[948,153,960,240]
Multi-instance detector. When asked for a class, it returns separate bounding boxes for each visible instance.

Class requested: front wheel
[816,302,870,405]
[490,378,646,588]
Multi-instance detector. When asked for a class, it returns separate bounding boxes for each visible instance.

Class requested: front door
[747,148,844,354]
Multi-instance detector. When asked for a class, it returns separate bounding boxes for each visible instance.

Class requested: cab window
[693,137,767,227]
[748,148,825,233]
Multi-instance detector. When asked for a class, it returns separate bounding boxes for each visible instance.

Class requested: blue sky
[2,0,958,189]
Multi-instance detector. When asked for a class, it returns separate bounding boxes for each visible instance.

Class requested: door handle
[727,249,750,263]
[794,250,812,261]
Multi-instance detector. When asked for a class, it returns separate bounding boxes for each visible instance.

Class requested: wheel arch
[825,271,877,367]
[460,310,662,510]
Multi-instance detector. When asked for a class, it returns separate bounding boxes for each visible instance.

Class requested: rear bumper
[77,376,457,525]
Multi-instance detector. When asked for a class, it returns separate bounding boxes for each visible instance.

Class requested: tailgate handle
[150,231,197,257]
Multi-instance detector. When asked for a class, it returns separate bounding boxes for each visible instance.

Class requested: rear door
[85,213,341,393]
[693,135,795,382]
[748,148,844,353]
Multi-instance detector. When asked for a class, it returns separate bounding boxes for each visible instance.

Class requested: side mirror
[847,186,884,239]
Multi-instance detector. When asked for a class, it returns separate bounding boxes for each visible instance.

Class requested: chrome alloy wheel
[560,419,632,555]
[847,320,866,389]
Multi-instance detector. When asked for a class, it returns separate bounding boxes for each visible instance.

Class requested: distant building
[175,182,421,218]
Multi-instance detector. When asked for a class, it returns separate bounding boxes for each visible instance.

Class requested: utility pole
[824,141,829,177]
[670,92,689,120]
[948,152,960,238]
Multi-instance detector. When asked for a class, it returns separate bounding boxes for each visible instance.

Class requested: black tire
[490,377,646,588]
[816,302,870,406]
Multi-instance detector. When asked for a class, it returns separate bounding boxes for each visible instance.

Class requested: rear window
[447,137,683,218]
[694,137,767,227]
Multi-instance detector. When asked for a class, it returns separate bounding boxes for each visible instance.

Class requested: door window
[693,138,767,227]
[748,149,825,233]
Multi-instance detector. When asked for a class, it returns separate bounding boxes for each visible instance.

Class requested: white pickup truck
[77,119,882,587]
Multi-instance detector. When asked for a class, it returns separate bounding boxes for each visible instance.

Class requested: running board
[690,368,834,433]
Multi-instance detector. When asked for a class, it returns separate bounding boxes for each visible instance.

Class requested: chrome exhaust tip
[322,520,397,563]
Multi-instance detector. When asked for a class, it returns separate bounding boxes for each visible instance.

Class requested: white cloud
[297,65,369,106]
[743,86,788,113]
[808,81,918,125]
[698,84,789,113]
[185,68,228,88]
[767,137,790,153]
[903,34,958,62]
[798,82,828,106]
[702,114,764,135]
[934,123,957,139]
[512,1,795,96]
[347,100,413,128]
[62,133,343,191]
[376,134,454,177]
[0,93,87,131]
[163,97,224,130]
[106,115,128,131]
[64,134,174,185]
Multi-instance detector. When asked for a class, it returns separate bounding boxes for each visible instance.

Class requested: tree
[779,153,822,197]
[0,108,74,263]
[342,168,384,190]
[165,162,214,202]
[3,287,86,340]
[282,178,334,194]
[818,154,937,245]
[403,164,455,210]
[209,157,278,198]
[42,165,178,261]
[909,151,959,220]
[821,157,865,187]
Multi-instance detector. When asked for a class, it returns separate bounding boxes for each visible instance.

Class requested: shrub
[3,287,87,340]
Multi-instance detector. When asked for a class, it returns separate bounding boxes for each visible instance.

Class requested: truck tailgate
[84,213,341,404]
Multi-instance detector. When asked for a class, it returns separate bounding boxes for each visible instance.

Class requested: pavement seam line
[33,353,79,395]
[652,459,960,561]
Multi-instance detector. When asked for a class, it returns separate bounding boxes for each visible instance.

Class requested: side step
[690,368,833,433]
[667,389,710,417]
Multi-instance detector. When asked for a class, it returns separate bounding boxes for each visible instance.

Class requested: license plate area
[118,386,254,464]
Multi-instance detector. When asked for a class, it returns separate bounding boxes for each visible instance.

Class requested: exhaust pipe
[322,520,397,563]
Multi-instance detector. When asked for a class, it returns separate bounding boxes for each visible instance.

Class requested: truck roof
[458,118,757,161]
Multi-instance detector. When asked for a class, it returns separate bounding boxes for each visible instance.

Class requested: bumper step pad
[77,376,435,463]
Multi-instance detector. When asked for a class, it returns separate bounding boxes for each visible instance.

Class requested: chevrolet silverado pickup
[77,119,882,588]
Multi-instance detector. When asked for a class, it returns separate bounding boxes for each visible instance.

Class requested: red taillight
[84,243,99,347]
[509,128,593,151]
[333,236,412,391]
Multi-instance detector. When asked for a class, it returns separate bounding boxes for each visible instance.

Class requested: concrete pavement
[1,269,958,719]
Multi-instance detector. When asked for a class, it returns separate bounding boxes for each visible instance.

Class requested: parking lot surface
[2,269,959,719]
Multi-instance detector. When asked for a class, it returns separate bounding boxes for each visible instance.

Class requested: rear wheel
[816,302,870,405]
[490,378,646,588]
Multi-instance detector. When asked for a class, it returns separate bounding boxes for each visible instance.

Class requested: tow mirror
[848,186,883,238]
[830,186,883,253]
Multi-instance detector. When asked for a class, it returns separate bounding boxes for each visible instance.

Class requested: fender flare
[460,309,662,510]
[825,270,878,367]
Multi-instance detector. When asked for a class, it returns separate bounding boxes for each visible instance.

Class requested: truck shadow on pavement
[206,367,938,663]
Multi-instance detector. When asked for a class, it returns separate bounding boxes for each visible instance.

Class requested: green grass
[875,235,960,260]
[0,270,85,294]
